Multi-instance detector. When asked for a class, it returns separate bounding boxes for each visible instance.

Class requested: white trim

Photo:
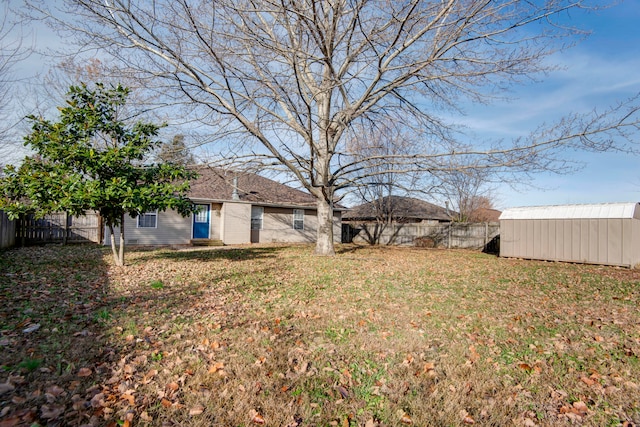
[293,208,304,230]
[136,210,158,228]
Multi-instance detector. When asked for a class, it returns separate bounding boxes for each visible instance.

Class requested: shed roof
[499,203,640,220]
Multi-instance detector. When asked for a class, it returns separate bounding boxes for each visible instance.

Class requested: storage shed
[499,203,640,268]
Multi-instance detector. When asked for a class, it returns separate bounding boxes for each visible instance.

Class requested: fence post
[447,223,451,249]
[485,222,488,248]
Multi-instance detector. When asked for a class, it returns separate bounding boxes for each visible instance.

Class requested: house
[500,202,640,268]
[343,195,453,225]
[104,167,342,246]
[342,196,454,245]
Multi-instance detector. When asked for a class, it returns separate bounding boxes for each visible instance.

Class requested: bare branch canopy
[28,0,640,254]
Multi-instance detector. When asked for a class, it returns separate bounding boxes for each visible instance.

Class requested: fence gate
[17,212,101,245]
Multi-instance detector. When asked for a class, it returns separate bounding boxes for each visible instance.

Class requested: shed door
[193,204,210,239]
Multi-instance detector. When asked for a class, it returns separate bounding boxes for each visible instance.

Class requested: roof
[343,196,452,221]
[499,203,640,220]
[188,167,318,207]
[470,207,502,222]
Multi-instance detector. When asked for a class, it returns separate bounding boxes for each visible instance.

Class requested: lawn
[1,244,639,426]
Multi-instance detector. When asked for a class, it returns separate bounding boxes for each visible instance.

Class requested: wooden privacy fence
[0,210,16,249]
[344,222,500,252]
[16,211,102,245]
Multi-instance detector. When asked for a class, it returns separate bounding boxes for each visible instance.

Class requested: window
[293,209,304,230]
[251,206,263,230]
[137,211,157,228]
[194,205,209,223]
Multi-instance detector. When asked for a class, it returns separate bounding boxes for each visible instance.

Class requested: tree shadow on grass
[127,245,285,263]
[0,244,124,426]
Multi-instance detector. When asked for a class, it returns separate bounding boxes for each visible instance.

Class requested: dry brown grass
[1,244,639,426]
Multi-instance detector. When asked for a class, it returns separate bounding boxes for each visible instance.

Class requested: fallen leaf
[463,415,476,424]
[337,385,350,399]
[0,383,15,395]
[572,401,588,415]
[166,382,180,392]
[189,404,204,416]
[518,363,532,372]
[252,413,266,424]
[209,362,225,373]
[580,376,596,386]
[121,393,135,406]
[161,398,172,408]
[400,414,413,424]
[77,368,92,377]
[40,404,64,419]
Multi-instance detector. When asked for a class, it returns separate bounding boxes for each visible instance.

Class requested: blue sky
[462,2,640,209]
[5,1,640,210]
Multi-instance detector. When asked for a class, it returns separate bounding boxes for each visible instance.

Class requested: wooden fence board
[17,212,101,245]
[0,210,16,249]
[344,222,500,251]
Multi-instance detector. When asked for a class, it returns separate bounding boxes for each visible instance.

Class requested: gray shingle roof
[343,195,451,221]
[188,167,318,207]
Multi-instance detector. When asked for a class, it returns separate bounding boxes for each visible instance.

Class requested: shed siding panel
[500,220,513,256]
[598,220,608,265]
[588,220,599,264]
[539,220,549,260]
[622,219,633,267]
[555,220,564,261]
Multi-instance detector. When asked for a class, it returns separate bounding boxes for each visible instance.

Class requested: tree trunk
[108,224,122,266]
[108,218,125,267]
[118,212,125,266]
[314,197,335,256]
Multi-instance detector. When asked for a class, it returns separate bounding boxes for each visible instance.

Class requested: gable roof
[343,195,452,221]
[188,167,318,207]
[470,207,502,222]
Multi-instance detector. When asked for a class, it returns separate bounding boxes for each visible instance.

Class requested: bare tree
[436,165,496,222]
[28,0,640,255]
[0,3,31,165]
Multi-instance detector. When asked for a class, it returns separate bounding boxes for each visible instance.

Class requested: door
[193,204,210,239]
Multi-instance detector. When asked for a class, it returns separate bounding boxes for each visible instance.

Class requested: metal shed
[499,203,640,268]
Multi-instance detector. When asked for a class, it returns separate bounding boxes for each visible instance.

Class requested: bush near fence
[344,222,500,252]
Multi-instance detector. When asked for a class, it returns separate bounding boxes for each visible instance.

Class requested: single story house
[342,196,455,245]
[500,202,640,268]
[343,195,453,225]
[104,167,342,246]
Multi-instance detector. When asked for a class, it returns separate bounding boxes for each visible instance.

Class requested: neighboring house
[104,167,342,246]
[342,196,454,245]
[343,195,453,225]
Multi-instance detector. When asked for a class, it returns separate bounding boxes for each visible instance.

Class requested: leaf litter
[1,244,639,426]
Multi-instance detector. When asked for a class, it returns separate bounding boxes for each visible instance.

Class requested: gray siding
[222,202,251,244]
[105,210,192,245]
[500,218,640,268]
[251,207,340,244]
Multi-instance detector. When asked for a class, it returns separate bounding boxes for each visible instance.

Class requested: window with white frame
[293,209,304,230]
[251,206,263,230]
[137,211,158,228]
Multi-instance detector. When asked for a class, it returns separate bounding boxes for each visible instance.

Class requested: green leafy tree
[0,83,197,266]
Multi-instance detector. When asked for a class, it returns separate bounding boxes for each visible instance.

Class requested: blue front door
[193,204,210,239]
